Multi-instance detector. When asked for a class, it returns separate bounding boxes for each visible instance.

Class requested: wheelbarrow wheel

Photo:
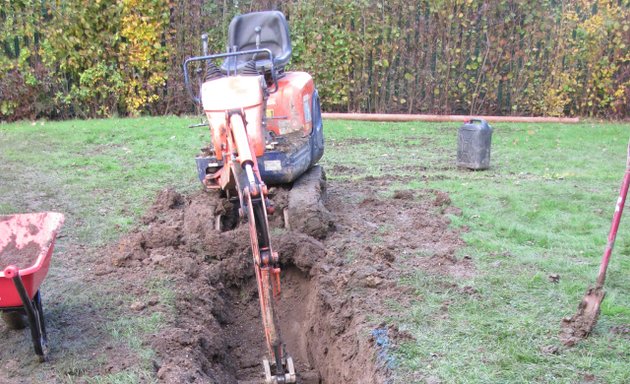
[1,311,27,330]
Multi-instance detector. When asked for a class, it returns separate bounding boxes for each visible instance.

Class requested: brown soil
[1,238,42,270]
[0,173,468,383]
[107,171,469,383]
[286,166,332,239]
[610,324,630,337]
[560,287,605,346]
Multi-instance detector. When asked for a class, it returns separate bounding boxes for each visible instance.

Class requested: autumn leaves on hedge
[1,0,628,121]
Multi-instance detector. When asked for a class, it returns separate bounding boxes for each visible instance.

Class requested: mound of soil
[109,175,469,383]
[286,166,333,239]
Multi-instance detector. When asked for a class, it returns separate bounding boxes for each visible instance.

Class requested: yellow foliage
[119,0,170,115]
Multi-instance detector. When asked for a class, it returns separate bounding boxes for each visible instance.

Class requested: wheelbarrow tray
[0,212,64,307]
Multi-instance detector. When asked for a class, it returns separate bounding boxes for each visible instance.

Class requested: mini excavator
[183,11,324,384]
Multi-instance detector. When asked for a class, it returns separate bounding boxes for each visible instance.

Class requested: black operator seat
[222,11,292,74]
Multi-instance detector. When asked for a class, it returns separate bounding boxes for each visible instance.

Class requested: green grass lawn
[323,120,629,383]
[0,117,206,243]
[1,117,628,383]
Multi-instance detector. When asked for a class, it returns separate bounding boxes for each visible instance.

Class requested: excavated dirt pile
[1,240,42,270]
[110,170,468,383]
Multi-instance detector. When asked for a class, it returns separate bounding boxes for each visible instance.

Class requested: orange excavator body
[266,72,314,137]
[182,10,324,384]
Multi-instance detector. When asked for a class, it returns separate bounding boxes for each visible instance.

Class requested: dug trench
[109,167,470,383]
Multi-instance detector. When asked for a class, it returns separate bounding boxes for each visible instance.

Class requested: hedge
[1,0,628,121]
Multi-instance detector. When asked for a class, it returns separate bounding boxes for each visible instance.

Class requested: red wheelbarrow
[0,212,64,361]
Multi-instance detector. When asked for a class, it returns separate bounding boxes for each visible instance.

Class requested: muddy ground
[0,169,470,383]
